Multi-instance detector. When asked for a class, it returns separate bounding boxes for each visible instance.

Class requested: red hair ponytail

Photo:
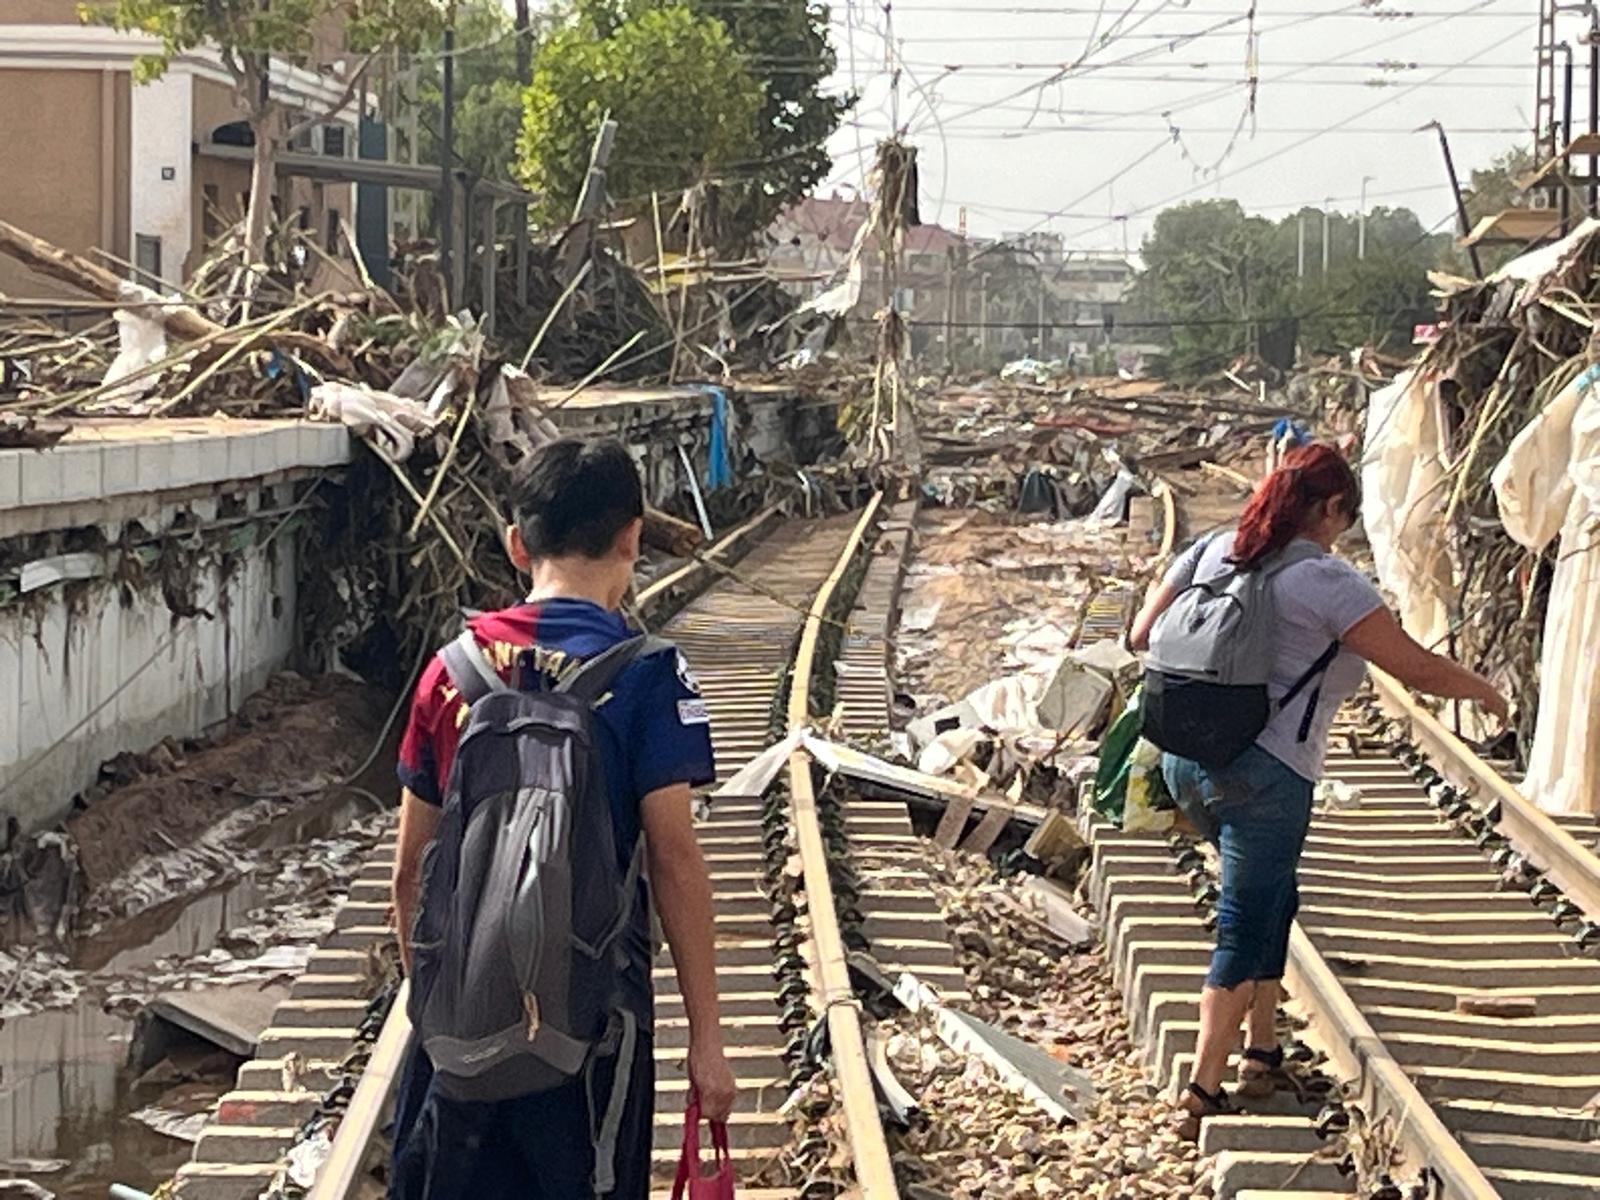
[1231,442,1359,570]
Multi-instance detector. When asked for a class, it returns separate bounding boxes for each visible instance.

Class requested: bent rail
[783,490,899,1199]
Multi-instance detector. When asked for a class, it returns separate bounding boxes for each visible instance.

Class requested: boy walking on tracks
[389,438,735,1199]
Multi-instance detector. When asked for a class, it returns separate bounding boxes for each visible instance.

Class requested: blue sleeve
[628,647,717,797]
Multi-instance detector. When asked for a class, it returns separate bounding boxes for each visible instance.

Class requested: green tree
[1127,199,1294,375]
[518,5,761,227]
[681,0,848,242]
[1130,198,1445,374]
[86,0,444,267]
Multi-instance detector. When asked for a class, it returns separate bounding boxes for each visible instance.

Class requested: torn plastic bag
[307,382,440,462]
[101,284,172,407]
[1123,737,1175,834]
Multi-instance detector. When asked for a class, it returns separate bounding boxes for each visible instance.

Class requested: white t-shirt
[1163,532,1384,781]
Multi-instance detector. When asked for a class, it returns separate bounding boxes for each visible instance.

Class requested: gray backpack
[407,631,669,1192]
[1141,536,1338,768]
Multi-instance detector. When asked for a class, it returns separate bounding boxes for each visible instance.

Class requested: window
[327,208,342,251]
[134,235,162,284]
[323,124,347,158]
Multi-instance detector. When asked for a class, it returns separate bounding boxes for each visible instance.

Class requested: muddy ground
[67,672,393,895]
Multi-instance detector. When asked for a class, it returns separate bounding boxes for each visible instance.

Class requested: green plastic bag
[1092,689,1142,823]
[1092,687,1176,831]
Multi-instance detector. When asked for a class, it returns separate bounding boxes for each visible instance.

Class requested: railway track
[170,497,957,1200]
[1093,481,1600,1199]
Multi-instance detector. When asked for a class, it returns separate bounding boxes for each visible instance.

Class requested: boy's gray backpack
[1141,535,1338,768]
[407,631,669,1190]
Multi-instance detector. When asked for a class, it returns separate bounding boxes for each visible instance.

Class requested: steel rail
[782,490,901,1200]
[1280,929,1500,1198]
[1370,666,1600,919]
[308,981,413,1200]
[1149,482,1502,1199]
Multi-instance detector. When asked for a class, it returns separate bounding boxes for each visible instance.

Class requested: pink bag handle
[671,1091,733,1200]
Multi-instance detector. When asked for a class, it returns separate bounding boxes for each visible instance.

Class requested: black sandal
[1172,1081,1233,1141]
[1237,1045,1285,1098]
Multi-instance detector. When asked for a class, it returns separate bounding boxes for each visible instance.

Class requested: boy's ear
[506,523,534,572]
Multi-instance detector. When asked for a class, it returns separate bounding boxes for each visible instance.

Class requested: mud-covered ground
[0,674,397,1199]
[67,672,393,896]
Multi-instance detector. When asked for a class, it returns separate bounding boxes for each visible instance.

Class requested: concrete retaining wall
[0,419,351,833]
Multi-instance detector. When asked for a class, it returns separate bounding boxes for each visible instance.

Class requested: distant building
[0,2,365,296]
[768,193,964,317]
[1056,253,1136,328]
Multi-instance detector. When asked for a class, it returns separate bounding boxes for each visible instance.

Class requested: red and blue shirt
[398,598,716,851]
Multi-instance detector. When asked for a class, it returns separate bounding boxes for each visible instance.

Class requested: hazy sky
[822,0,1548,251]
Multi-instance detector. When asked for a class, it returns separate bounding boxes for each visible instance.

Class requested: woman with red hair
[1128,442,1507,1138]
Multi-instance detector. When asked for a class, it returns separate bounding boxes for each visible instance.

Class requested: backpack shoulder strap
[556,635,677,706]
[439,629,511,705]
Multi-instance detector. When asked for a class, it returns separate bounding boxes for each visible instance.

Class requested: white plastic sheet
[1360,368,1454,649]
[1490,362,1600,815]
[307,381,440,462]
[100,283,172,407]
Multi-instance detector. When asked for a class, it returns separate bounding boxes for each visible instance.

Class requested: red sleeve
[396,654,467,806]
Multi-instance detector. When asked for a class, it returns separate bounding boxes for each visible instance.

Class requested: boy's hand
[688,1040,737,1122]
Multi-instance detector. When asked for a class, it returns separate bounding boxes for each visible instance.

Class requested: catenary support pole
[439,22,455,308]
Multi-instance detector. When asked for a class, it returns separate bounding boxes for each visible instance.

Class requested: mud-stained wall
[0,421,350,836]
[0,499,301,835]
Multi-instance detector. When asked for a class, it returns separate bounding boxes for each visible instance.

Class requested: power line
[1062,12,1514,243]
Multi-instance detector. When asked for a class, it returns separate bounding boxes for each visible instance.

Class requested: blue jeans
[1163,745,1314,990]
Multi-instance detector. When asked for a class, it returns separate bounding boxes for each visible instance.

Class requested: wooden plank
[958,802,1014,856]
[933,793,975,848]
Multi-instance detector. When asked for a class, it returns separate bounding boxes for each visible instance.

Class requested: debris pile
[889,510,1145,868]
[1365,220,1600,812]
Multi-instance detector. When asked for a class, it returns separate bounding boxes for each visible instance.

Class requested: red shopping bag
[670,1093,735,1200]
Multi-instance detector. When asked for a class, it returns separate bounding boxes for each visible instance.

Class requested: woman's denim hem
[1162,744,1314,991]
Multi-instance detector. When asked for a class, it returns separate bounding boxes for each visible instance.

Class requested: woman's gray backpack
[1141,537,1338,768]
[406,631,670,1190]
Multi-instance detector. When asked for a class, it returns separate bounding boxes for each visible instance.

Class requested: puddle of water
[72,791,373,978]
[0,1005,197,1199]
[1,739,397,1198]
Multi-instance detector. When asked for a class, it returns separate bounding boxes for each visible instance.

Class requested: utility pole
[1296,213,1306,278]
[1562,41,1575,234]
[1322,200,1332,274]
[943,247,955,373]
[439,20,456,307]
[1358,176,1373,259]
[1036,273,1046,358]
[1422,120,1483,280]
[1588,9,1598,216]
[978,272,989,361]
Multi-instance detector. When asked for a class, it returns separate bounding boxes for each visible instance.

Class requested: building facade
[0,2,359,298]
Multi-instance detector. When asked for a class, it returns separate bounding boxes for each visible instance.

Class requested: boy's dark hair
[512,439,644,559]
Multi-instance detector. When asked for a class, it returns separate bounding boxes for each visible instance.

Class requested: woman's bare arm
[1342,607,1509,721]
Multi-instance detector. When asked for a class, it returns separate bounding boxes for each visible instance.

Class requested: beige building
[0,1,360,298]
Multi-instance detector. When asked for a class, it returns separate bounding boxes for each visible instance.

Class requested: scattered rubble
[889,850,1202,1200]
